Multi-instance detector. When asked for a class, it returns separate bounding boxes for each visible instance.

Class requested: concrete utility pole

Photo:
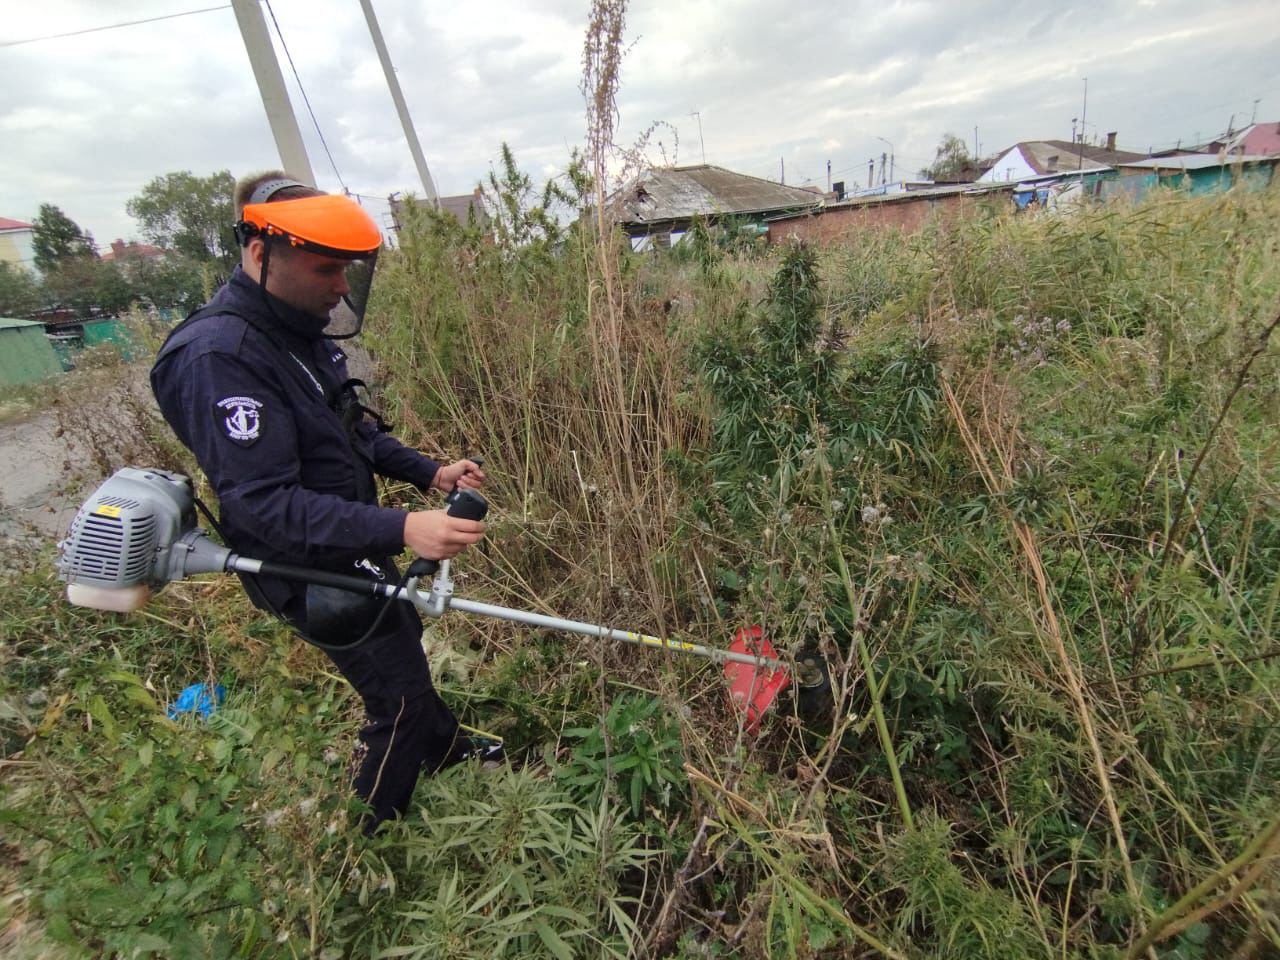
[231,0,316,186]
[689,111,706,164]
[360,0,439,206]
[1078,77,1088,168]
[876,136,894,184]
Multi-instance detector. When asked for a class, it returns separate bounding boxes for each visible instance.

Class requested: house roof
[437,192,490,226]
[0,217,33,231]
[0,317,43,330]
[1223,122,1280,157]
[388,192,492,230]
[100,240,165,261]
[1118,153,1279,172]
[608,164,822,225]
[1000,140,1146,175]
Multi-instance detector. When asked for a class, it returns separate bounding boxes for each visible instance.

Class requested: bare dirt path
[0,414,83,545]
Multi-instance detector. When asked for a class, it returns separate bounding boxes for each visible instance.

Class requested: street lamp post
[875,136,895,185]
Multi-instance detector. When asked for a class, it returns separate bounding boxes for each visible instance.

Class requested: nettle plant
[1006,312,1073,364]
[558,694,685,820]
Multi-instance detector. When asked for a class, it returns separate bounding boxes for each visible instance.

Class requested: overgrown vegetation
[6,169,1276,959]
[4,14,1279,958]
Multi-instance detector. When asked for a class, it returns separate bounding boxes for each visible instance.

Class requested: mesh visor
[322,252,377,340]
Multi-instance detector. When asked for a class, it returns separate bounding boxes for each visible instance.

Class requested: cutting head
[724,625,792,734]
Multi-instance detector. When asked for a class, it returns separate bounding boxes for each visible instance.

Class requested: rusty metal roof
[1117,153,1279,171]
[437,191,490,227]
[1011,140,1147,175]
[609,165,822,225]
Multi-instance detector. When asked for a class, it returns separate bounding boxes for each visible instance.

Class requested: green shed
[0,317,62,387]
[82,316,136,361]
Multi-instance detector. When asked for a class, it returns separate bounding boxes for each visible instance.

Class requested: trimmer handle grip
[407,488,490,578]
[444,488,488,522]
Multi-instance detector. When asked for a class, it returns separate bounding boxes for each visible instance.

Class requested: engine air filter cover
[57,468,195,591]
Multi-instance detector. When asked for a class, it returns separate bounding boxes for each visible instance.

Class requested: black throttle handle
[444,487,489,521]
[407,487,490,579]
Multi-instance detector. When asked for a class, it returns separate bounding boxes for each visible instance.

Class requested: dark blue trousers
[308,600,460,827]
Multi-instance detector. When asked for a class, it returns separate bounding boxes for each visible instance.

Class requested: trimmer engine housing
[57,468,210,611]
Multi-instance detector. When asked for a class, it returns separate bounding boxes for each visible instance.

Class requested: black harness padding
[162,305,404,650]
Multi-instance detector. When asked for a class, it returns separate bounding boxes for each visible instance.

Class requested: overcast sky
[2,0,1277,249]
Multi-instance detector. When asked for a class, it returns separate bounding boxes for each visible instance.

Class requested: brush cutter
[56,467,830,731]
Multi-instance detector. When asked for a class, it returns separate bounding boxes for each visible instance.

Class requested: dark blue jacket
[151,267,439,608]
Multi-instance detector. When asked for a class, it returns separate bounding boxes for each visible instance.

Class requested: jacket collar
[222,265,330,341]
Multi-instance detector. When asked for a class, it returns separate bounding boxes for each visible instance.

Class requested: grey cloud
[2,0,1277,243]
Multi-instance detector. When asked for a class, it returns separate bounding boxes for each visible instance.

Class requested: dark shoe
[435,734,505,772]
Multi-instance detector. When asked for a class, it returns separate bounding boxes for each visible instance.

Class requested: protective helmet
[233,178,381,339]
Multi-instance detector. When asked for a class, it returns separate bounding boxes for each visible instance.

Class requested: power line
[262,0,346,191]
[1,5,230,48]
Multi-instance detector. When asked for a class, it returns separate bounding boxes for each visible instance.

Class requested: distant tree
[0,261,43,317]
[130,253,209,313]
[126,170,236,269]
[42,258,134,315]
[31,204,96,273]
[920,133,978,181]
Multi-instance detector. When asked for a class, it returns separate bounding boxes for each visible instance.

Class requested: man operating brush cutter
[64,176,832,832]
[149,172,500,831]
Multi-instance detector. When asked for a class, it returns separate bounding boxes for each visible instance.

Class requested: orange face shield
[234,191,382,339]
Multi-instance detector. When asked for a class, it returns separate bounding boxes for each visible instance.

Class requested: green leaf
[806,919,837,950]
[539,904,591,925]
[535,922,575,960]
[87,695,118,744]
[131,932,172,954]
[179,780,199,814]
[260,748,283,773]
[630,772,643,816]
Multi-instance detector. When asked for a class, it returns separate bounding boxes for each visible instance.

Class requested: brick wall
[768,192,1008,244]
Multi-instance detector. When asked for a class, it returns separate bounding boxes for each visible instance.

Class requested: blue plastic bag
[167,683,225,720]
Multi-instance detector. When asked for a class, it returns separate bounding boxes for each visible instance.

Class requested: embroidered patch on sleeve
[215,396,264,446]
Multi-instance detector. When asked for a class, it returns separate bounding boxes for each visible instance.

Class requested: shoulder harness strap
[162,305,394,435]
